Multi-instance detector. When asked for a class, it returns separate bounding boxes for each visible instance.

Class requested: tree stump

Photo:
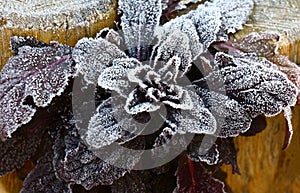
[0,0,117,68]
[0,0,300,193]
[222,1,300,193]
[0,1,117,192]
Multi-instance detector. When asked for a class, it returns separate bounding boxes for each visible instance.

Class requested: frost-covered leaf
[186,2,222,48]
[54,123,144,190]
[0,39,73,140]
[21,152,71,193]
[174,154,225,193]
[157,17,203,59]
[86,96,146,149]
[197,89,252,137]
[73,37,127,84]
[213,0,254,41]
[54,128,125,189]
[200,52,298,117]
[98,58,141,96]
[231,31,300,103]
[86,97,125,149]
[0,119,48,176]
[10,36,48,54]
[125,88,161,114]
[165,0,253,48]
[119,0,162,60]
[154,31,193,76]
[173,91,217,135]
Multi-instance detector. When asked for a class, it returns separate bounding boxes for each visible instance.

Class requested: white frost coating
[0,84,36,140]
[157,18,203,59]
[203,52,298,118]
[162,86,193,110]
[127,65,155,88]
[86,105,124,149]
[0,39,73,141]
[119,0,162,57]
[158,56,181,82]
[0,0,115,30]
[163,0,253,48]
[198,90,252,137]
[154,31,192,76]
[98,58,141,96]
[174,92,217,135]
[73,38,127,85]
[214,0,254,35]
[186,2,222,48]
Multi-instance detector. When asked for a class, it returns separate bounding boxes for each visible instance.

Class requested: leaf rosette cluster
[0,0,299,192]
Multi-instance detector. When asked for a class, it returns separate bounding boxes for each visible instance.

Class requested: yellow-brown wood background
[0,0,300,192]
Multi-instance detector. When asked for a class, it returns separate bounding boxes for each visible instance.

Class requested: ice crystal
[231,31,300,103]
[1,0,299,192]
[0,37,73,140]
[73,0,297,161]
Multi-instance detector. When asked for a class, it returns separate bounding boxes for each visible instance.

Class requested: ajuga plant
[0,0,299,192]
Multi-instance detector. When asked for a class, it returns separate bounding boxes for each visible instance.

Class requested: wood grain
[0,1,117,192]
[223,1,300,192]
[233,0,300,64]
[0,0,118,68]
[0,0,299,193]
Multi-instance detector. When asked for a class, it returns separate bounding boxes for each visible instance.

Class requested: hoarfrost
[73,37,127,85]
[0,37,73,140]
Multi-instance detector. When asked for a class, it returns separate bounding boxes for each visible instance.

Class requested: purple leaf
[231,31,300,103]
[175,154,225,193]
[197,89,252,137]
[119,0,162,59]
[201,52,298,118]
[0,38,73,141]
[54,121,144,190]
[0,119,48,176]
[21,151,72,193]
[73,37,127,85]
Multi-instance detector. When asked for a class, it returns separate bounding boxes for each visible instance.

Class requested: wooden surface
[223,1,300,192]
[233,0,300,64]
[0,1,117,193]
[0,0,117,68]
[0,0,300,193]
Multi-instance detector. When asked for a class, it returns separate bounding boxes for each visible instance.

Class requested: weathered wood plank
[0,1,117,192]
[233,0,300,64]
[0,0,117,68]
[223,1,300,192]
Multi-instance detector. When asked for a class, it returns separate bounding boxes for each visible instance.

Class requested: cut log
[222,1,300,192]
[0,0,117,68]
[0,1,117,192]
[0,0,299,193]
[233,0,300,64]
